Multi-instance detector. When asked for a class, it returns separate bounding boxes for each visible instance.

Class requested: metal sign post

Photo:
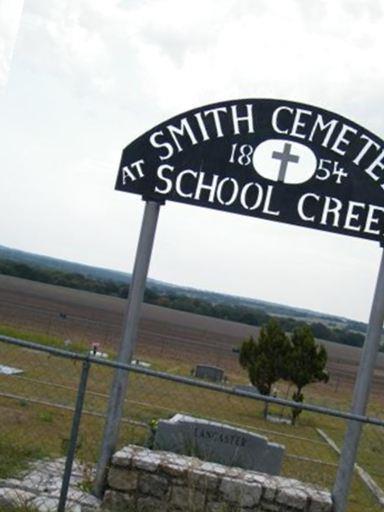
[94,200,161,497]
[333,248,384,512]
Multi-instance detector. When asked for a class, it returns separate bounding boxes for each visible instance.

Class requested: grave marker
[0,365,23,375]
[234,384,260,395]
[194,364,225,382]
[154,414,284,475]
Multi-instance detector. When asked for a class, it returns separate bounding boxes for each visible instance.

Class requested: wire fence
[1,334,384,511]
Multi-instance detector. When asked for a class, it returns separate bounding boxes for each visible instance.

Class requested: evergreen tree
[287,325,328,424]
[239,319,289,419]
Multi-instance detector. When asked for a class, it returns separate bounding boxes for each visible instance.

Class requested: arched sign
[116,99,384,243]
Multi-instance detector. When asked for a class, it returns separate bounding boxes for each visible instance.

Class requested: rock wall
[102,445,333,512]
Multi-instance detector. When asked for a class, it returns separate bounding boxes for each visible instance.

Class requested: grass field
[0,277,384,511]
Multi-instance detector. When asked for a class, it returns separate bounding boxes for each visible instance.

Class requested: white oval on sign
[252,139,317,184]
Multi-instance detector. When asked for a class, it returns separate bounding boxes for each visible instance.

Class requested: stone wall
[102,445,333,512]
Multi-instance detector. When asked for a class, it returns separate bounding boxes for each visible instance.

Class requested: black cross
[272,142,300,182]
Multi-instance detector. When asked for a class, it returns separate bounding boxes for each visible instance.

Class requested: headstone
[266,415,292,426]
[132,359,151,368]
[154,414,284,475]
[234,384,260,395]
[0,365,23,375]
[194,365,224,382]
[89,350,109,358]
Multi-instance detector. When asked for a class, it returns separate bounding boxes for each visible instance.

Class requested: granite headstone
[234,384,260,395]
[194,365,224,383]
[154,414,284,475]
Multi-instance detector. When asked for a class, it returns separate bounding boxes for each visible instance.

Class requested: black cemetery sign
[116,99,384,243]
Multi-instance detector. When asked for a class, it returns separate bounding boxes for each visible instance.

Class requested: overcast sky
[1,0,384,322]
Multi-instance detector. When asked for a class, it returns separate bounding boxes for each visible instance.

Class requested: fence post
[332,248,384,511]
[57,358,91,512]
[93,200,161,497]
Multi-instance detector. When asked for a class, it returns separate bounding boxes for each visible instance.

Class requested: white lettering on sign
[315,159,349,184]
[150,131,174,161]
[272,107,340,148]
[240,183,263,210]
[365,205,384,234]
[320,197,343,227]
[155,164,174,194]
[297,193,319,222]
[229,144,254,166]
[353,134,380,166]
[270,104,384,189]
[153,162,384,239]
[297,193,384,236]
[291,108,312,139]
[149,104,256,161]
[118,100,384,242]
[155,166,281,217]
[216,177,239,206]
[176,169,197,198]
[252,139,317,184]
[203,107,227,137]
[168,118,199,152]
[194,112,210,141]
[122,159,145,184]
[308,115,338,147]
[194,172,219,203]
[146,102,384,193]
[263,185,280,216]
[364,149,384,183]
[344,201,366,231]
[271,106,293,135]
[331,124,358,156]
[231,104,255,135]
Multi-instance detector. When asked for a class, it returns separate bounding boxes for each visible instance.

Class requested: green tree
[239,319,289,419]
[287,325,328,425]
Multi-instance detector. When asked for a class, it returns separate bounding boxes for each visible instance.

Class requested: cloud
[19,1,113,95]
[0,0,24,91]
[16,0,384,134]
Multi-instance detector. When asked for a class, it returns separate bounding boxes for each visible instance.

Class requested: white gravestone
[154,414,284,475]
[0,365,23,375]
[234,384,260,394]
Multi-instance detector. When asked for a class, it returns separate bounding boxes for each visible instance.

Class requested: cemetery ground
[0,276,383,510]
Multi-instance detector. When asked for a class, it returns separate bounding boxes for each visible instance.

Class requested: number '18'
[229,143,254,166]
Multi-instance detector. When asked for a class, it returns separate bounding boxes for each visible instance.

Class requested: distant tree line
[0,259,127,297]
[0,258,369,350]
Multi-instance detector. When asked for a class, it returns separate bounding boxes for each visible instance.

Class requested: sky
[1,0,384,323]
